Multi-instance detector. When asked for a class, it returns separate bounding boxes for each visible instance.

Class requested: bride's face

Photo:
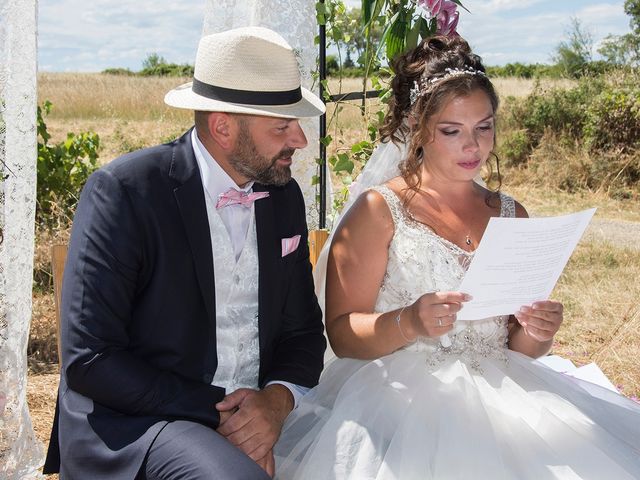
[420,88,495,181]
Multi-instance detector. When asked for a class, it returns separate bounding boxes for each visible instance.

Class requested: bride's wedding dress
[274,185,640,479]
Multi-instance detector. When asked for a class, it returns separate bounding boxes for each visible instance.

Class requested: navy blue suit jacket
[43,129,326,479]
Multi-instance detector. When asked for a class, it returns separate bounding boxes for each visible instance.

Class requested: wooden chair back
[309,229,329,271]
[51,244,68,364]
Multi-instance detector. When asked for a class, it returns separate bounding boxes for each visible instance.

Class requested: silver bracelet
[395,306,412,343]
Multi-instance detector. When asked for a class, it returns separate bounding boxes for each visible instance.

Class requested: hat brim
[164,82,326,119]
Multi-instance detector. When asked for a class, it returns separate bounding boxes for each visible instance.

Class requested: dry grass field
[27,73,639,474]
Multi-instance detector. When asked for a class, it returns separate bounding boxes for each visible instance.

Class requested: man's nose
[288,121,308,149]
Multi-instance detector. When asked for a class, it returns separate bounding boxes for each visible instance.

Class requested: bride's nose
[462,131,480,152]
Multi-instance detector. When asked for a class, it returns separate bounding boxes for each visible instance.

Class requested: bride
[274,35,640,479]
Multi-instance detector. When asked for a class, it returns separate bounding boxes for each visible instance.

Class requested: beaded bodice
[372,185,516,364]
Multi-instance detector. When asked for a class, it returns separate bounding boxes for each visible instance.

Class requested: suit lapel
[170,130,216,326]
[254,183,278,355]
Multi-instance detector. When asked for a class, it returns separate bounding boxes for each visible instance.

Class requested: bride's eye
[441,129,458,136]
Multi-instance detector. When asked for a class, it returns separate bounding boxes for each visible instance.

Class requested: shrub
[583,71,640,150]
[499,76,604,164]
[102,67,135,76]
[37,100,100,227]
[498,68,640,195]
[326,55,340,75]
[139,52,194,77]
[139,63,194,77]
[520,132,640,197]
[498,129,530,166]
[487,63,542,79]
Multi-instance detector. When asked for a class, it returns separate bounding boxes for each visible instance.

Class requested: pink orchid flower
[421,0,443,15]
[432,1,459,35]
[416,0,460,36]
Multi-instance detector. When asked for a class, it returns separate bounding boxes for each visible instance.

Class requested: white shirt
[192,130,255,261]
[191,130,308,406]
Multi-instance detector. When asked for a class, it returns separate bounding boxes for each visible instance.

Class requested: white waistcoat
[205,203,261,392]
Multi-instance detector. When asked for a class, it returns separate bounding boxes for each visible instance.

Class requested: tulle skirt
[274,349,640,479]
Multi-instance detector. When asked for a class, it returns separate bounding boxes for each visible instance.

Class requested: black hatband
[192,78,302,106]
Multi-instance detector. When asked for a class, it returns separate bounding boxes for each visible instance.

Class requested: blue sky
[38,0,632,72]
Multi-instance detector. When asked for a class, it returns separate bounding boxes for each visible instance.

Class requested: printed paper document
[457,208,596,321]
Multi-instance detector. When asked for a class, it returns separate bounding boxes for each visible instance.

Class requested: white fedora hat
[165,26,325,119]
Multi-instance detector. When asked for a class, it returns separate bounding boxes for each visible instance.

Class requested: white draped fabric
[0,0,45,478]
[203,0,326,228]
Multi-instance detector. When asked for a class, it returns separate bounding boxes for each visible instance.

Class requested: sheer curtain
[0,0,44,477]
[203,0,326,228]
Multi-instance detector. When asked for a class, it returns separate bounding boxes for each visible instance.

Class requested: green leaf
[341,175,353,185]
[362,0,377,25]
[372,0,386,22]
[333,153,354,174]
[331,27,343,43]
[376,10,400,59]
[315,2,328,15]
[449,0,470,13]
[405,16,422,51]
[425,17,437,37]
[386,17,408,62]
[320,135,333,146]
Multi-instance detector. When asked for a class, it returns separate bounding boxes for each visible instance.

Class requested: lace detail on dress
[370,185,516,371]
[426,316,509,373]
[499,191,516,218]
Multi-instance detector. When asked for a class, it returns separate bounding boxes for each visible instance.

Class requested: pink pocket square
[281,235,301,257]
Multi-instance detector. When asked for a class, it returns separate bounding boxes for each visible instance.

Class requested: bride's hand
[514,300,563,342]
[406,291,471,338]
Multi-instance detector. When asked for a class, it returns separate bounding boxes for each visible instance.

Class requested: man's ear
[207,112,236,150]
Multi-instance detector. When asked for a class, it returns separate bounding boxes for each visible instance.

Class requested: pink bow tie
[215,188,270,209]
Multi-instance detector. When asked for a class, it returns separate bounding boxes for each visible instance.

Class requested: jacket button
[203,373,213,383]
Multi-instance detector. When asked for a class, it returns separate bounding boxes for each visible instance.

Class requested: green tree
[553,17,594,78]
[142,52,167,70]
[598,0,640,65]
[626,0,640,31]
[139,52,194,77]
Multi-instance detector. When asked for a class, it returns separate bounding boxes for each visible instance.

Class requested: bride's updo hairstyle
[380,36,499,193]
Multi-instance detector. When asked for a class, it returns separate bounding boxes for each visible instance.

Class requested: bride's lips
[458,159,481,170]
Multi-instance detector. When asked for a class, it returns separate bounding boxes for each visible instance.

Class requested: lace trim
[426,317,510,373]
[499,192,516,218]
[373,185,515,222]
[372,186,515,269]
[373,184,472,251]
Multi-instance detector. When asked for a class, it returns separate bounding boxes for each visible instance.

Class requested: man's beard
[228,124,295,186]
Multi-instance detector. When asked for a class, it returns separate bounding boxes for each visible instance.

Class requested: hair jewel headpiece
[409,66,486,106]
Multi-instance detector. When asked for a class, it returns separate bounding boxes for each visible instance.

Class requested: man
[43,27,326,479]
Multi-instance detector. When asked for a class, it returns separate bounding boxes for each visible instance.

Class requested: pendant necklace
[465,234,472,246]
